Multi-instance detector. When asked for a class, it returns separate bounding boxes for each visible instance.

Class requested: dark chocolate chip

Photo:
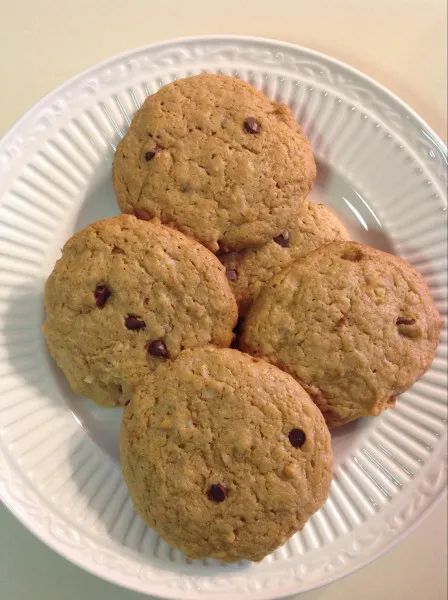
[144,146,163,162]
[226,269,238,281]
[148,339,169,358]
[112,246,125,255]
[244,117,261,134]
[125,315,146,330]
[396,317,416,326]
[125,399,130,406]
[207,483,227,502]
[94,284,111,308]
[288,428,306,448]
[273,233,290,248]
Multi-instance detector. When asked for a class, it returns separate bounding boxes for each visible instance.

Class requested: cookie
[113,74,316,252]
[120,347,333,562]
[220,201,349,316]
[43,215,237,407]
[240,242,442,427]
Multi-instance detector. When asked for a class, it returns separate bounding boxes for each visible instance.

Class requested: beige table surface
[0,1,446,599]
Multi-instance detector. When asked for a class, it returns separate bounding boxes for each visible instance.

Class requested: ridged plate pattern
[0,36,446,599]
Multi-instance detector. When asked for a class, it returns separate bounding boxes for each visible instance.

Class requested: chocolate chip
[341,248,363,262]
[273,233,290,248]
[125,315,146,330]
[244,117,261,134]
[144,146,163,161]
[288,428,306,448]
[396,317,421,339]
[226,269,238,281]
[207,483,227,502]
[396,317,416,326]
[335,316,347,328]
[148,339,169,358]
[133,208,152,221]
[387,395,397,407]
[125,399,130,406]
[112,246,125,255]
[94,284,111,308]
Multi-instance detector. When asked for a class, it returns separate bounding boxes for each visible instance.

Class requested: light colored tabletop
[0,1,446,599]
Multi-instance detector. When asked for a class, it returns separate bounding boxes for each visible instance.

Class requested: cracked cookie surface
[120,347,332,562]
[240,242,442,427]
[220,201,349,316]
[113,74,316,252]
[43,215,237,407]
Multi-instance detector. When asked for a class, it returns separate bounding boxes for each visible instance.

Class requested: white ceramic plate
[0,36,446,600]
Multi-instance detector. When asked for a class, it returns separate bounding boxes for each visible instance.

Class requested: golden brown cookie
[113,74,316,252]
[220,201,349,316]
[120,347,333,562]
[240,242,442,427]
[43,215,237,407]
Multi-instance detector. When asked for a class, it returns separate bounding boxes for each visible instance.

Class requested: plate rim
[1,445,447,600]
[1,34,447,163]
[1,444,446,600]
[0,34,446,600]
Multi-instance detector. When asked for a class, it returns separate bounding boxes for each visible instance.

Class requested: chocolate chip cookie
[113,74,316,252]
[43,215,237,407]
[240,242,443,427]
[120,347,333,562]
[220,201,349,315]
